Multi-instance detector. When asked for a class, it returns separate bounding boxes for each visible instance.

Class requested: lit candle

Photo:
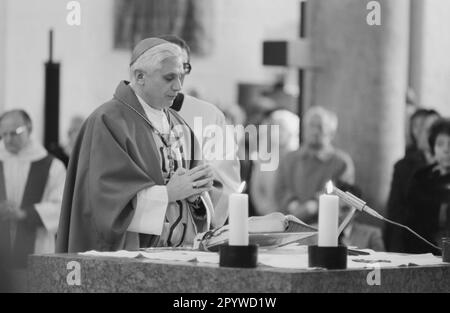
[228,182,249,246]
[318,182,339,247]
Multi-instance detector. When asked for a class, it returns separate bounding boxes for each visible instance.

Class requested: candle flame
[238,181,246,193]
[326,181,334,194]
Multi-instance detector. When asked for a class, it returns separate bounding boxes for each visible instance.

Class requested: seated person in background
[57,38,214,253]
[384,109,440,252]
[238,98,278,217]
[405,118,450,254]
[337,182,385,251]
[406,108,433,155]
[0,110,66,267]
[250,109,299,216]
[275,106,355,225]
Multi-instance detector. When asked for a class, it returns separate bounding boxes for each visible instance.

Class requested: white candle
[228,193,249,246]
[318,193,339,247]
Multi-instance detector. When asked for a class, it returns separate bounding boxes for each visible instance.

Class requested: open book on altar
[193,212,318,251]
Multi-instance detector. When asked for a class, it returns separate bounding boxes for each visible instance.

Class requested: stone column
[0,0,8,112]
[419,1,450,117]
[408,0,425,107]
[305,0,410,213]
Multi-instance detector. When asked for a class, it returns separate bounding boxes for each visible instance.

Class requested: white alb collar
[0,138,48,162]
[135,93,170,134]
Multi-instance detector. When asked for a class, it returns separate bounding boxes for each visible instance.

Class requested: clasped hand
[166,164,214,202]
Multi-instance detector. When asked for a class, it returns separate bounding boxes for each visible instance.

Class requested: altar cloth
[79,244,446,270]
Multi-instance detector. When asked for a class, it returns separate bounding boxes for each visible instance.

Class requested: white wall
[1,0,299,144]
[0,0,7,109]
[3,0,129,143]
[420,0,450,117]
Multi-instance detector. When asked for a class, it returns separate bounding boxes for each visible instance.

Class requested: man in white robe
[160,35,242,228]
[0,110,66,267]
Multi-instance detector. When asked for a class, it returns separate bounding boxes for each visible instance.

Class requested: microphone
[328,182,383,220]
[326,181,442,252]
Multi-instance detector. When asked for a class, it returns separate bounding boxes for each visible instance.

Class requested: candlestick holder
[443,237,450,263]
[219,244,258,268]
[308,245,347,270]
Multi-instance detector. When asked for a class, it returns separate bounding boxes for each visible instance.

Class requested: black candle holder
[219,244,258,268]
[443,237,450,263]
[308,245,348,269]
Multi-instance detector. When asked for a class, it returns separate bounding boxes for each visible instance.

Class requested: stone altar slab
[27,253,450,293]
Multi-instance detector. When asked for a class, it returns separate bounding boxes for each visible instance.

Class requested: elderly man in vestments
[56,38,215,253]
[160,35,241,228]
[0,110,66,267]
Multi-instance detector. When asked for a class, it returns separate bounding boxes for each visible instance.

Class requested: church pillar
[305,0,410,213]
[0,0,8,112]
[409,0,425,107]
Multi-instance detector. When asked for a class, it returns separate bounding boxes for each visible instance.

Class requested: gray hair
[304,106,338,135]
[129,43,183,83]
[269,110,300,133]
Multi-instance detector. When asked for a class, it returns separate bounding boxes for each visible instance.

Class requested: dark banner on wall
[113,0,214,56]
[44,60,60,151]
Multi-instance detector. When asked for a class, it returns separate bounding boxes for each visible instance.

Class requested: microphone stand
[331,185,442,253]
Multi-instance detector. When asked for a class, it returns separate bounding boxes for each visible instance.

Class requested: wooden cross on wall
[262,0,317,144]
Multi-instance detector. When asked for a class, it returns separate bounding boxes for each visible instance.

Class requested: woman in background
[384,109,440,252]
[405,118,450,254]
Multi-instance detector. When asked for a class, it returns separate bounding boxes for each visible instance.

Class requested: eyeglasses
[0,125,27,139]
[183,62,192,75]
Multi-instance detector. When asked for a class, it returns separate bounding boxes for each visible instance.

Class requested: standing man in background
[160,35,241,228]
[0,110,65,267]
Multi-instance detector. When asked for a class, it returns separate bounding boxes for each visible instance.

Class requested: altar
[27,248,450,293]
